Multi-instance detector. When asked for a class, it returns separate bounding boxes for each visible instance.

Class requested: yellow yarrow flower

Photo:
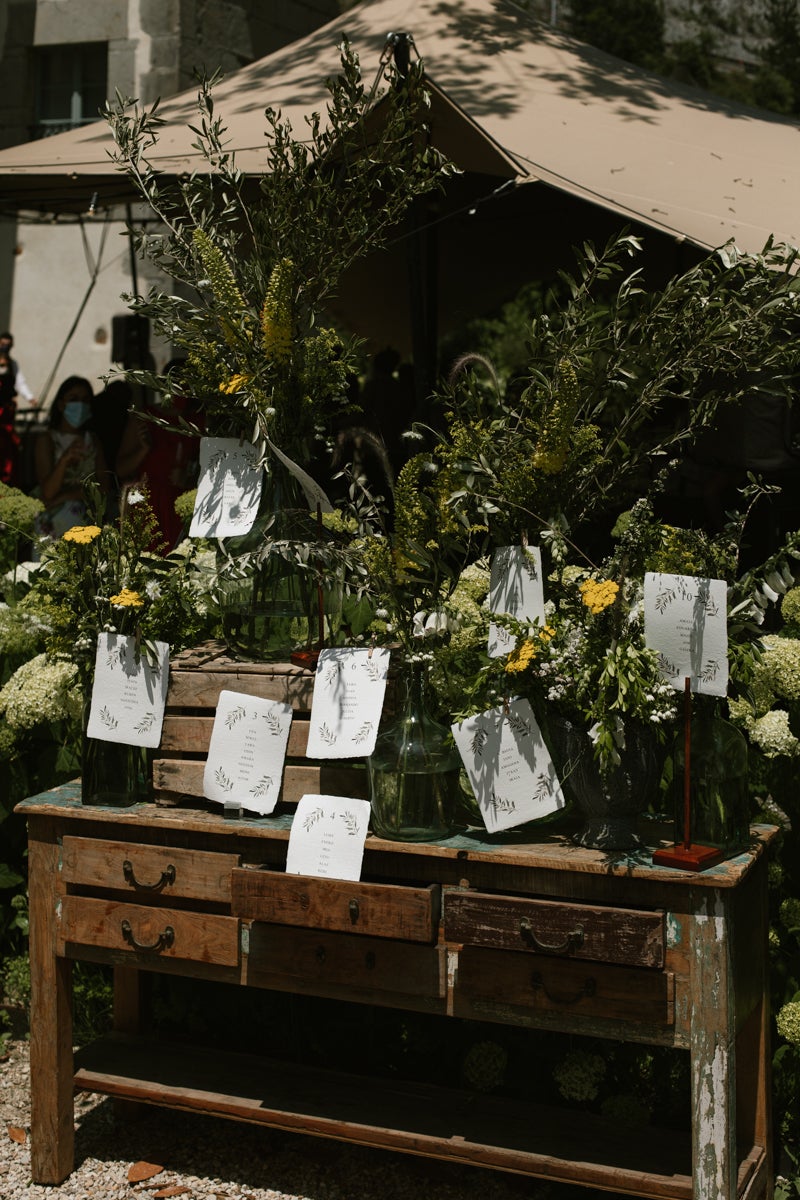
[62,525,102,545]
[579,578,619,614]
[505,626,556,674]
[109,588,144,608]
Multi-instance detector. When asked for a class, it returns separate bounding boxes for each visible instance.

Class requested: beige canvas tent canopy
[0,0,799,252]
[2,0,799,358]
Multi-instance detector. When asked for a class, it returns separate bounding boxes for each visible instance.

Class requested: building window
[34,43,107,138]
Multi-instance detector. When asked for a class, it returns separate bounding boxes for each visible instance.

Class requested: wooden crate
[152,641,370,808]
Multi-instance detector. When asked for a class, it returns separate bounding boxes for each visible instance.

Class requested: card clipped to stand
[644,572,728,871]
[189,437,263,539]
[452,697,565,834]
[86,633,169,747]
[203,689,292,818]
[306,647,390,759]
[487,545,546,658]
[286,794,370,881]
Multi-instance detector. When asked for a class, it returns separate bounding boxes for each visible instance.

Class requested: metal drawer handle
[122,859,176,893]
[519,917,584,955]
[349,898,360,924]
[121,919,175,954]
[531,970,596,1006]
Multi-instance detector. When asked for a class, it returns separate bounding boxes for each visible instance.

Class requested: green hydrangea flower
[776,999,800,1047]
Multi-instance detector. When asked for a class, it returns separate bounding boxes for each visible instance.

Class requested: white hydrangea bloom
[0,654,81,730]
[749,709,800,758]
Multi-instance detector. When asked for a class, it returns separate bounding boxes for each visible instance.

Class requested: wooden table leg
[28,821,75,1184]
[690,888,738,1200]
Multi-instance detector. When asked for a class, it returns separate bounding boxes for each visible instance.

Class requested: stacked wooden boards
[152,642,371,808]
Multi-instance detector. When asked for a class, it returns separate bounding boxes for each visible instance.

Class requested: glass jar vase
[215,459,319,662]
[549,717,661,851]
[367,660,460,842]
[81,702,148,807]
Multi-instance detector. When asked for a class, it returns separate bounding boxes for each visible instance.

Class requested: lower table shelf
[72,1035,764,1200]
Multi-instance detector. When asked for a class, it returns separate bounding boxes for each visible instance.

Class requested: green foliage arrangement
[104,42,452,463]
[441,234,800,548]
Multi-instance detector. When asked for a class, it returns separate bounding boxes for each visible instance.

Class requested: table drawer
[232,869,440,943]
[245,922,446,1004]
[454,946,674,1028]
[59,895,240,967]
[62,836,240,904]
[444,890,664,968]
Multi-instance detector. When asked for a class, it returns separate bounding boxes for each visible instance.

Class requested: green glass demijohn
[367,659,460,842]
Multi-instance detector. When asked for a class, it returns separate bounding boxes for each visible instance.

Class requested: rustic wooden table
[18,785,775,1200]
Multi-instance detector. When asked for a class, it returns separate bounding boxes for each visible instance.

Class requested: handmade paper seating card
[87,633,169,747]
[285,794,371,881]
[189,436,263,538]
[488,545,546,658]
[644,572,728,696]
[203,689,292,816]
[452,697,565,834]
[306,647,391,759]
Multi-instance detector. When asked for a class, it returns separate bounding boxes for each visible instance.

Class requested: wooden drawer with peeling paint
[444,889,664,968]
[454,945,674,1029]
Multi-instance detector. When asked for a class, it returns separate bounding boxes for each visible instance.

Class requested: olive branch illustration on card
[363,657,385,683]
[489,789,517,815]
[351,721,374,745]
[341,811,361,836]
[321,661,342,687]
[533,774,553,804]
[263,711,284,736]
[214,766,234,793]
[249,776,273,798]
[99,706,119,731]
[303,806,324,831]
[134,712,156,735]
[318,722,337,747]
[225,705,247,729]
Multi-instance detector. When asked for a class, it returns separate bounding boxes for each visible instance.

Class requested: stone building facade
[0,0,346,402]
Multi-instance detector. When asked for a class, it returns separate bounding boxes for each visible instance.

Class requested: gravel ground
[0,1039,604,1200]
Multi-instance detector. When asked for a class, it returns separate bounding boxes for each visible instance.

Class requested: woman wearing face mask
[33,376,109,543]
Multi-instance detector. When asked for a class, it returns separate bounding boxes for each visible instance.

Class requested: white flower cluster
[412,609,459,639]
[0,604,51,658]
[0,653,81,731]
[750,710,800,759]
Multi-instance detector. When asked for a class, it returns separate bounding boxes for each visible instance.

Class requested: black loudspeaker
[111,314,150,366]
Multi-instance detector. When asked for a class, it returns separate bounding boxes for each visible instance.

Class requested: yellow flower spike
[109,588,145,608]
[62,525,102,545]
[261,257,294,364]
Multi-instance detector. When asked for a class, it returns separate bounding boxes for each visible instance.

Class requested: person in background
[115,360,200,548]
[32,376,109,546]
[0,331,37,410]
[0,349,20,486]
